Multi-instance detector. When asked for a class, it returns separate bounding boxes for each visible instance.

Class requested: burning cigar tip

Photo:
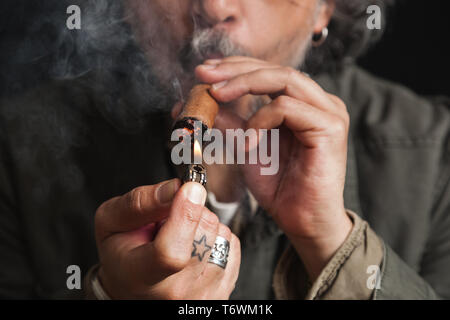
[172,84,215,188]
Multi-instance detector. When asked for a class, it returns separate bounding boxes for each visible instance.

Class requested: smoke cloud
[0,0,256,201]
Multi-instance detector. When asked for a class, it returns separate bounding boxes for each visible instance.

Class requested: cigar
[171,84,219,187]
[174,84,219,130]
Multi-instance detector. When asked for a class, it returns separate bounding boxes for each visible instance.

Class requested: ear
[313,0,335,34]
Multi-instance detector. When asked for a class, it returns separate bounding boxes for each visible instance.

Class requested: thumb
[95,178,181,243]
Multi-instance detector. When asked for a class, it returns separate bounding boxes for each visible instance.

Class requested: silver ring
[208,236,230,269]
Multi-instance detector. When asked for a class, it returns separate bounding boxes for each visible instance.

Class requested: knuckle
[329,95,350,121]
[273,95,289,107]
[329,118,348,136]
[94,201,108,225]
[218,224,232,239]
[180,202,202,225]
[242,71,252,82]
[126,187,146,216]
[200,210,220,231]
[94,197,118,234]
[154,249,189,274]
[164,288,184,300]
[329,94,346,108]
[253,68,266,77]
[283,66,300,81]
[283,66,296,76]
[231,234,241,253]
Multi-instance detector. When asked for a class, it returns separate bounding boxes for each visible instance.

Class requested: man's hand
[196,56,352,280]
[95,179,241,299]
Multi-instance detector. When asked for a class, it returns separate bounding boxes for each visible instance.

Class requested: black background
[357,0,450,97]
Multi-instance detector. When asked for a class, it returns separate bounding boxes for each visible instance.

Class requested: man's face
[125,0,328,98]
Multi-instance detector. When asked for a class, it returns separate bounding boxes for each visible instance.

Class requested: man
[0,0,449,299]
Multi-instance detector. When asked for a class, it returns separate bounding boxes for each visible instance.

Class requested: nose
[192,0,241,28]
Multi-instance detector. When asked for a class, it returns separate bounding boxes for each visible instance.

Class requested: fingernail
[183,182,207,205]
[156,179,180,204]
[204,59,222,65]
[200,64,218,70]
[212,80,228,91]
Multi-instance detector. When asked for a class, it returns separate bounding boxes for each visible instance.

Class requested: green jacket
[0,63,449,299]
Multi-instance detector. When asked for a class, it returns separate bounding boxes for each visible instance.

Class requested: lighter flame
[194,139,202,163]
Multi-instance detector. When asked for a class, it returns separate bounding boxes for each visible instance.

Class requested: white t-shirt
[207,192,240,226]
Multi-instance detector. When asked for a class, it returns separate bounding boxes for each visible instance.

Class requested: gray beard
[164,27,250,103]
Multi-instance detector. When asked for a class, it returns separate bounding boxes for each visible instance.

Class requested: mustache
[179,27,248,72]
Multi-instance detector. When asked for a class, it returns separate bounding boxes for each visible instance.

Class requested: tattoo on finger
[191,235,212,261]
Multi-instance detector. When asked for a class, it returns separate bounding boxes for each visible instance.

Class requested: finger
[220,233,241,296]
[185,208,219,275]
[203,58,223,65]
[213,107,246,131]
[246,96,347,147]
[202,223,232,280]
[153,182,208,265]
[196,60,276,84]
[95,178,181,243]
[208,56,268,64]
[207,67,336,113]
[327,93,348,112]
[126,182,208,284]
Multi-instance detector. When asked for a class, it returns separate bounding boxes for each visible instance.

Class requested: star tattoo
[191,235,212,261]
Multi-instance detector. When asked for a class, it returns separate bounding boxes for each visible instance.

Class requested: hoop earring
[312,27,328,47]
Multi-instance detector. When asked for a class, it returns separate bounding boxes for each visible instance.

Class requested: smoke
[180,27,248,77]
[0,0,173,201]
[0,0,256,201]
[48,1,250,130]
[50,0,176,132]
